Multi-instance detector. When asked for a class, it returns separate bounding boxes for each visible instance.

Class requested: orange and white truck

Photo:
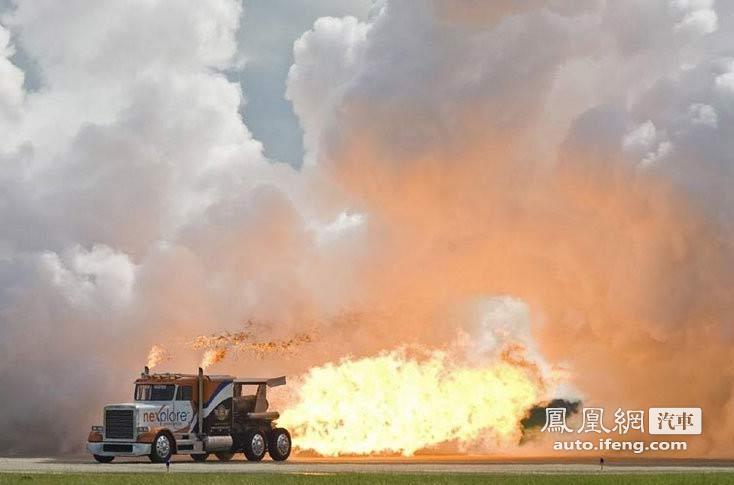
[87,367,291,463]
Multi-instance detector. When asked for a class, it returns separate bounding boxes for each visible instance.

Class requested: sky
[0,0,733,457]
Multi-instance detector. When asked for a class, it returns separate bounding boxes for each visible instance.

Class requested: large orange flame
[279,346,542,456]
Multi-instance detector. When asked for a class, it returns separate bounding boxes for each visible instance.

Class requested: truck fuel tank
[204,435,233,452]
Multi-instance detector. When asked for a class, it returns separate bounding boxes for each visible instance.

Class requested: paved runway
[1,457,733,474]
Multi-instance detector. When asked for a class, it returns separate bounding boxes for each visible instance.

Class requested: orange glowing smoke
[146,344,170,369]
[278,346,542,456]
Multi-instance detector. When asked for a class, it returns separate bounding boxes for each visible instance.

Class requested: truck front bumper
[87,441,152,457]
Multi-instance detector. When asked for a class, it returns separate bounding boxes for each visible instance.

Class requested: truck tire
[191,453,209,462]
[267,428,291,461]
[243,430,267,461]
[215,451,235,461]
[149,431,174,463]
[93,454,114,463]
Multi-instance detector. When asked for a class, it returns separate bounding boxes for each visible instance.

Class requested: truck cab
[87,367,291,463]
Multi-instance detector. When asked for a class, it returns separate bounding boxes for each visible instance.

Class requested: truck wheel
[191,453,209,462]
[149,432,174,463]
[93,454,114,463]
[267,428,291,461]
[243,430,267,461]
[215,451,235,461]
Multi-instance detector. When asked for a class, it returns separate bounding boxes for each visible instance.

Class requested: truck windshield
[135,384,175,401]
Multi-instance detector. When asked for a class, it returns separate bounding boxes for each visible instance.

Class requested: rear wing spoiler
[234,376,286,387]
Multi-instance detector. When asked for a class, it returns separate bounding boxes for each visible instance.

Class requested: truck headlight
[136,426,150,433]
[91,426,103,432]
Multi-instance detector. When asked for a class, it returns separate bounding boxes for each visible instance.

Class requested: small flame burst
[201,348,227,369]
[191,331,312,369]
[278,346,543,456]
[146,344,170,369]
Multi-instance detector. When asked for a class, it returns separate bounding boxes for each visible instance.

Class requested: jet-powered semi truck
[87,367,291,463]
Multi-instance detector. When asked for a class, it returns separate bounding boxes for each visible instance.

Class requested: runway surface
[1,457,734,474]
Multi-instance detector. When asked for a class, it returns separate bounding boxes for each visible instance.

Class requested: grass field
[1,474,734,484]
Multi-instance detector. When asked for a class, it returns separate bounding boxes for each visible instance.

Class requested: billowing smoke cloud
[285,0,734,456]
[0,0,306,454]
[0,0,732,457]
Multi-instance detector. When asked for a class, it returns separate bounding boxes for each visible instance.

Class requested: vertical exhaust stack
[143,366,149,376]
[198,367,204,436]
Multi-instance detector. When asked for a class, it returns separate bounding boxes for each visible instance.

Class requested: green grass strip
[2,473,734,485]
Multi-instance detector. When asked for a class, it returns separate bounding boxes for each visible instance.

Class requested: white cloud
[622,121,673,166]
[40,245,136,308]
[672,0,718,35]
[0,23,24,120]
[311,211,366,245]
[623,120,657,152]
[675,9,718,34]
[715,71,734,95]
[641,140,673,166]
[70,245,137,305]
[286,15,370,165]
[688,103,718,127]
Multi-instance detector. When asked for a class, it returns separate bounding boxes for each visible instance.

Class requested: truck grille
[105,409,134,439]
[103,444,133,453]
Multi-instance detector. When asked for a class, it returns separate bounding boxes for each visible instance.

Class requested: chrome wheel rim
[155,435,170,457]
[251,433,265,456]
[276,433,290,455]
